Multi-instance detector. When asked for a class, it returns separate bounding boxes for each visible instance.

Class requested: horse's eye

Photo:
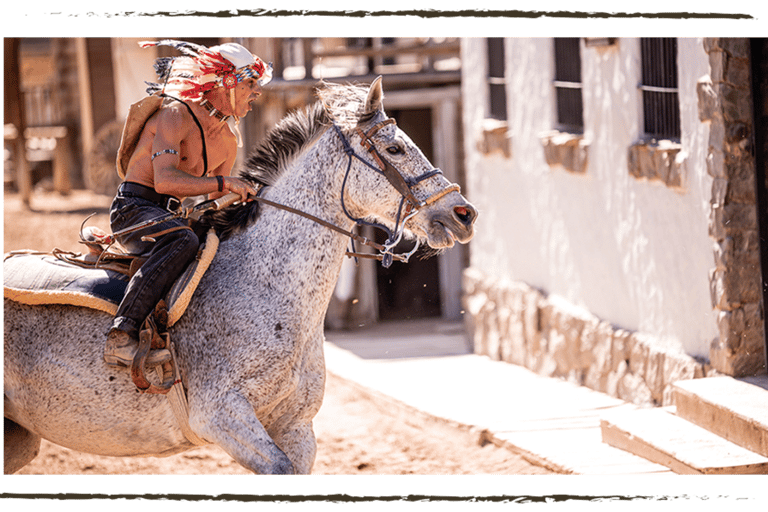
[386,145,402,155]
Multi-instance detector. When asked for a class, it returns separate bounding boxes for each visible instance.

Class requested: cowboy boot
[104,329,171,367]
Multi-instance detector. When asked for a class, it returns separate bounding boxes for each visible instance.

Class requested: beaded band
[216,175,225,192]
[151,148,179,161]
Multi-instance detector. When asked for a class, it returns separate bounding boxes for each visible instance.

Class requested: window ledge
[627,139,685,190]
[477,118,511,158]
[540,130,589,174]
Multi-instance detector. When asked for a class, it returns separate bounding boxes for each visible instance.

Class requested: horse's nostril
[453,204,477,226]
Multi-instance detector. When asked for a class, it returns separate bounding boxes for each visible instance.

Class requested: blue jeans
[108,192,200,339]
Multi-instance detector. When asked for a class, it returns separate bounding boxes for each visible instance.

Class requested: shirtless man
[105,40,271,367]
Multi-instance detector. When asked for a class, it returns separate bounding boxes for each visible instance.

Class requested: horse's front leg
[189,389,295,474]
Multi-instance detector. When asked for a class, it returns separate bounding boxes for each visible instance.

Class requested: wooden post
[302,38,313,79]
[76,38,94,172]
[4,38,32,206]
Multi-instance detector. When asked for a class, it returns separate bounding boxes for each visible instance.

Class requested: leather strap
[160,94,209,177]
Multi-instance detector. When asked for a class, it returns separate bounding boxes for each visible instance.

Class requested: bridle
[334,118,460,267]
[248,117,461,267]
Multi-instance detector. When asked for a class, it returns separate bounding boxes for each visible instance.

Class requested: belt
[118,182,181,212]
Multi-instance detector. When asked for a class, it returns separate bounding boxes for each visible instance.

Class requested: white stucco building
[460,37,767,405]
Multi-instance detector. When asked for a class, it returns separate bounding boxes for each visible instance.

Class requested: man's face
[233,78,262,117]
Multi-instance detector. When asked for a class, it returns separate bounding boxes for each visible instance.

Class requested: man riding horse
[105,40,270,368]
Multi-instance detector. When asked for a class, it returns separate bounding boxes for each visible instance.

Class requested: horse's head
[329,77,478,254]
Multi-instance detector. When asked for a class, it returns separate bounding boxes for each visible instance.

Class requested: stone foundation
[463,267,716,406]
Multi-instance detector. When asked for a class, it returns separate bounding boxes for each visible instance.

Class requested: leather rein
[251,118,460,268]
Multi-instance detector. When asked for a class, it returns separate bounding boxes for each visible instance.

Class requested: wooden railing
[271,37,461,86]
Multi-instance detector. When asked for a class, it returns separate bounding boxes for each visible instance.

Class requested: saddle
[4,227,219,328]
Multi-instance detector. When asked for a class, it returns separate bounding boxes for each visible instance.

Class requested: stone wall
[698,38,767,376]
[463,268,716,407]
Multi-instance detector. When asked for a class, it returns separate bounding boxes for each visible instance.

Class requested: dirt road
[4,189,553,475]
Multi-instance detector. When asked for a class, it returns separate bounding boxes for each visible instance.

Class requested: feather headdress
[141,39,272,100]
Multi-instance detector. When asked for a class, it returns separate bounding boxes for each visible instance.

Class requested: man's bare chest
[176,124,232,176]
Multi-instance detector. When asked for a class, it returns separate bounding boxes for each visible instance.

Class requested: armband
[217,175,225,192]
[151,149,179,161]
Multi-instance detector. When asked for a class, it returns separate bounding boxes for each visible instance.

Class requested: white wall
[462,38,716,358]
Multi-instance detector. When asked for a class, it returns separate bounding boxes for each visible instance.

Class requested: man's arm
[151,106,255,201]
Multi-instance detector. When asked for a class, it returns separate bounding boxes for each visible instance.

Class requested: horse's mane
[197,81,377,240]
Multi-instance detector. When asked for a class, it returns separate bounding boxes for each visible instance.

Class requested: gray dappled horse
[4,78,477,474]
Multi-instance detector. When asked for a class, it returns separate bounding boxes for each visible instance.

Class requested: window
[486,38,507,121]
[640,38,680,140]
[553,38,584,133]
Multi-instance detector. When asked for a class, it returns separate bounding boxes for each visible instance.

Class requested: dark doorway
[750,38,768,371]
[375,107,442,321]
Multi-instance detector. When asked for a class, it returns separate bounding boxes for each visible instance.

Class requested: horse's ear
[364,76,384,115]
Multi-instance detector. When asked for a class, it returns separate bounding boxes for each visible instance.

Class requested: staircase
[600,375,768,474]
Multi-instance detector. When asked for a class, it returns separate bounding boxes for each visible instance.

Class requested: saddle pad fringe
[163,341,209,446]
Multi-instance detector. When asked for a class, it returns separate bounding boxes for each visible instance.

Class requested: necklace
[200,99,230,123]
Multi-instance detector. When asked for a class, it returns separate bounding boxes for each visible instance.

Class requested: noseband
[334,119,460,267]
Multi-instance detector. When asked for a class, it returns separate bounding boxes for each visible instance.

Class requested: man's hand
[221,176,259,202]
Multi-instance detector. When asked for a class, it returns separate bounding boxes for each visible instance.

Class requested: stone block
[709,337,766,377]
[628,333,650,377]
[717,309,741,350]
[725,120,751,144]
[702,36,720,54]
[645,349,666,404]
[605,360,628,397]
[711,178,728,208]
[710,265,762,310]
[726,175,756,204]
[522,289,542,348]
[617,371,654,406]
[541,131,589,174]
[708,267,724,310]
[627,145,642,179]
[712,236,731,271]
[709,117,726,148]
[725,56,751,87]
[718,38,751,60]
[707,48,727,82]
[610,329,632,372]
[722,203,758,233]
[724,149,755,183]
[706,147,728,178]
[720,83,753,123]
[670,352,706,382]
[697,76,719,122]
[665,151,685,189]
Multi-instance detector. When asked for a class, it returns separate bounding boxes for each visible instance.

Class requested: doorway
[375,107,442,321]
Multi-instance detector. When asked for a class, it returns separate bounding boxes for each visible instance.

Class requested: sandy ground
[4,189,554,475]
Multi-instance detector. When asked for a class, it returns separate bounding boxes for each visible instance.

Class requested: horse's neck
[221,130,353,310]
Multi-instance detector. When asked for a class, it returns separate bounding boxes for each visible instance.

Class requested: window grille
[487,38,507,121]
[553,38,584,133]
[640,38,680,140]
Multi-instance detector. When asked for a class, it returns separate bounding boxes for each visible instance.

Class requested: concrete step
[673,375,768,458]
[600,406,768,474]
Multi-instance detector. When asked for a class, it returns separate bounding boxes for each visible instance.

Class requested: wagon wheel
[84,119,124,196]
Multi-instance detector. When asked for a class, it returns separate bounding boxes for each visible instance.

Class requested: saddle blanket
[4,229,219,327]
